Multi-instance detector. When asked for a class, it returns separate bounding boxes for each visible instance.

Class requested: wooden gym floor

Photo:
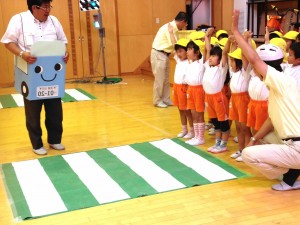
[1,74,300,225]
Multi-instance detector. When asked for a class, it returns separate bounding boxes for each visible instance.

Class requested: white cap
[256,44,284,61]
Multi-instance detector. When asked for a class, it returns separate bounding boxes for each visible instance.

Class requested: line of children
[173,26,300,162]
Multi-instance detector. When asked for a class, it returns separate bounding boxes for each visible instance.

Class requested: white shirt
[248,70,269,100]
[229,65,251,93]
[280,62,290,72]
[284,64,300,92]
[265,66,300,139]
[184,58,204,86]
[1,10,67,51]
[173,56,188,84]
[202,61,228,94]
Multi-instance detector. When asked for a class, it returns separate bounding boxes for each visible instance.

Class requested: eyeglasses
[35,5,53,11]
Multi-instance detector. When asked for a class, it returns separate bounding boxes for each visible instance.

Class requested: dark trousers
[24,97,63,149]
[283,169,300,186]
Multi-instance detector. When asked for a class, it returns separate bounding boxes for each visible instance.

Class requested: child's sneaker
[185,137,195,144]
[187,138,205,146]
[210,145,228,153]
[230,150,242,159]
[208,127,215,135]
[177,131,188,138]
[207,144,219,152]
[183,132,195,139]
[235,156,243,162]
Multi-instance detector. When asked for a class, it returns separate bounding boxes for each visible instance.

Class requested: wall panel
[117,0,186,74]
[119,35,153,73]
[118,0,152,36]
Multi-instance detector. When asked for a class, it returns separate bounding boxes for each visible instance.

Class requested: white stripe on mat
[12,94,24,107]
[0,102,3,109]
[65,89,91,101]
[12,160,67,217]
[150,139,236,182]
[63,152,130,204]
[108,145,185,192]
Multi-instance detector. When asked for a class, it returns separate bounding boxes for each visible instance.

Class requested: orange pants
[173,84,188,110]
[187,85,205,112]
[205,91,229,121]
[247,99,268,131]
[229,92,250,123]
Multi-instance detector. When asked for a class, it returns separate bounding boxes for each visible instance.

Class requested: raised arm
[204,28,214,62]
[222,36,231,67]
[265,26,270,44]
[168,23,177,48]
[242,30,254,70]
[231,10,268,78]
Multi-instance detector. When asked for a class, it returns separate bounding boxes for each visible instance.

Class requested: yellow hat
[189,31,205,40]
[270,31,283,38]
[270,37,287,62]
[283,31,299,40]
[228,48,242,60]
[175,38,189,48]
[191,40,205,53]
[270,38,286,53]
[251,39,257,50]
[217,37,228,49]
[210,37,218,46]
[216,30,228,39]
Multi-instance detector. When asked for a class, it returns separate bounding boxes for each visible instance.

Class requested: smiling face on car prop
[14,41,66,100]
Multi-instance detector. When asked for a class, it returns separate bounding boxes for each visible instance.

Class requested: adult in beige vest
[232,9,300,191]
[1,0,69,155]
[151,12,188,108]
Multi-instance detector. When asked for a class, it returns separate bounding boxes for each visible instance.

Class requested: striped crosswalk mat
[0,138,249,220]
[0,88,96,109]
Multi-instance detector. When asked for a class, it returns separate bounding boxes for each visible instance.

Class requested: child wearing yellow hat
[184,39,206,146]
[216,29,228,41]
[173,38,194,139]
[283,30,299,52]
[203,28,230,153]
[227,34,252,162]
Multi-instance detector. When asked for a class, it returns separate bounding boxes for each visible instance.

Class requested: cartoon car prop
[14,41,66,100]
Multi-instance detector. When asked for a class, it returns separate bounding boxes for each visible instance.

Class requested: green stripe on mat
[131,142,211,186]
[75,88,97,100]
[172,138,251,178]
[87,149,158,197]
[61,92,77,102]
[0,95,18,108]
[1,164,32,220]
[38,156,99,211]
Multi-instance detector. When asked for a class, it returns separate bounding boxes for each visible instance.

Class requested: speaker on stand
[79,0,121,84]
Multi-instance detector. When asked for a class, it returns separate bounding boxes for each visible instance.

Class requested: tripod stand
[95,11,121,84]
